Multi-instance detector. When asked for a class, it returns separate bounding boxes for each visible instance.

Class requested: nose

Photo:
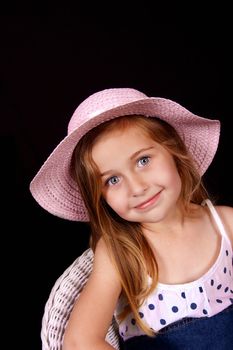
[128,173,148,197]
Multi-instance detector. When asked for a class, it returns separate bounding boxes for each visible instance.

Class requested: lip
[135,191,161,210]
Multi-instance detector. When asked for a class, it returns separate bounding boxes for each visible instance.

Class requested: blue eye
[137,156,150,167]
[107,176,120,186]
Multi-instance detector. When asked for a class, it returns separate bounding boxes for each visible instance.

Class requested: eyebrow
[100,146,154,177]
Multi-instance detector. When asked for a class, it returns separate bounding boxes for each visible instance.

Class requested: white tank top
[115,200,233,341]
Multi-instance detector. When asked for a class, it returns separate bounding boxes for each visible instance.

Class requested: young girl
[30,88,233,349]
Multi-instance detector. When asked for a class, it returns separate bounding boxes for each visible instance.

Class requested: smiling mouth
[135,192,161,209]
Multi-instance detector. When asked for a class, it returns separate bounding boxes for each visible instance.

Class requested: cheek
[104,191,127,215]
[160,160,181,188]
[167,164,182,191]
[104,191,122,208]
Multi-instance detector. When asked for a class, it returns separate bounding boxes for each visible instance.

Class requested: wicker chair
[41,248,120,350]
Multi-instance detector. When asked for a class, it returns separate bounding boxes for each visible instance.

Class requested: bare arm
[62,239,122,350]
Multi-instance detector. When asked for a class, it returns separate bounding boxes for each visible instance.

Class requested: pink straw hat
[29,88,220,222]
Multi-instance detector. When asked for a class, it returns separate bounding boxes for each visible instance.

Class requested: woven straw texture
[41,248,120,349]
[30,88,220,222]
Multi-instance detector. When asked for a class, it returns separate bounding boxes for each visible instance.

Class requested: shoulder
[92,238,121,287]
[80,238,122,298]
[215,205,233,246]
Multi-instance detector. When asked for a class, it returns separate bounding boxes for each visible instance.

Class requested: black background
[1,4,232,350]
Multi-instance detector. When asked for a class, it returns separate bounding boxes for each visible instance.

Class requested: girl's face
[92,124,182,225]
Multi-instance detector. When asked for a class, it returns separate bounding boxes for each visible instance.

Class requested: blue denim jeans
[122,304,233,349]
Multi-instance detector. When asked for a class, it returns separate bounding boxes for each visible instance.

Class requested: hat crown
[68,88,147,134]
[30,87,220,222]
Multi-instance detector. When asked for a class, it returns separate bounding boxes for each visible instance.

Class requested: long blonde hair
[71,115,208,335]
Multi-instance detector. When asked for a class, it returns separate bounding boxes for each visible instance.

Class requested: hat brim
[30,97,220,221]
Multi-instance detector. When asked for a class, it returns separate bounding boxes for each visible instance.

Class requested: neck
[142,203,202,238]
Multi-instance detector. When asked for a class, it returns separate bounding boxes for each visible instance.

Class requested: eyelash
[137,155,150,167]
[105,156,151,186]
[105,176,120,186]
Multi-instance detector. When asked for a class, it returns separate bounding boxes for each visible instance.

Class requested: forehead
[91,123,158,167]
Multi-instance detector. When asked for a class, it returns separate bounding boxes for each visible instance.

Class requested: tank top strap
[202,199,230,242]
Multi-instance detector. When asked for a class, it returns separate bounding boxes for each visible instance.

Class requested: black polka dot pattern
[216,299,223,303]
[160,319,166,325]
[190,303,197,310]
[131,318,136,325]
[172,306,178,313]
[158,293,163,301]
[116,225,233,341]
